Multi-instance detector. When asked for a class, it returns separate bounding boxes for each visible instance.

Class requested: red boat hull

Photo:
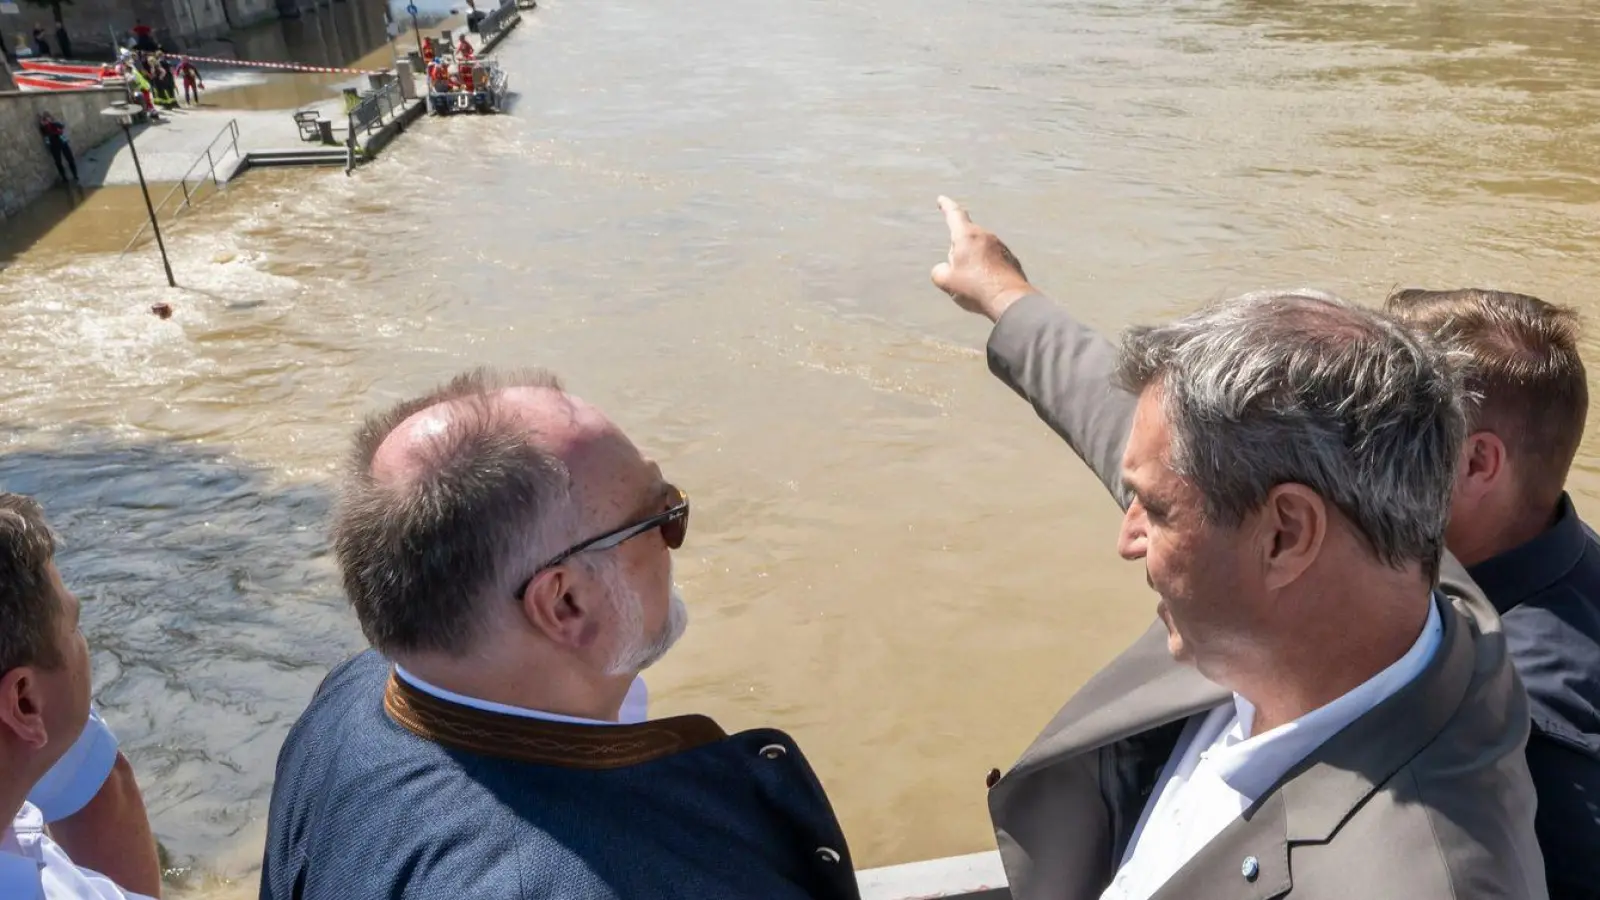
[13,57,123,90]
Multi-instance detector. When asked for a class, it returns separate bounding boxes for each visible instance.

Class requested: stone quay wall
[0,87,125,221]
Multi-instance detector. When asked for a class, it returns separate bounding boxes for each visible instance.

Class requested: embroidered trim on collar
[384,671,727,769]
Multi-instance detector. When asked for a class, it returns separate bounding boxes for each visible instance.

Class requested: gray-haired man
[930,198,1546,900]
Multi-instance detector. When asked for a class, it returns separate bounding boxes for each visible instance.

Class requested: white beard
[603,565,689,676]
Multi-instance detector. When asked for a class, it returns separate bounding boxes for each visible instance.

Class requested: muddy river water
[4,0,1600,894]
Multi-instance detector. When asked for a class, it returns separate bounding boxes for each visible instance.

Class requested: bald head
[333,368,652,657]
[371,386,600,485]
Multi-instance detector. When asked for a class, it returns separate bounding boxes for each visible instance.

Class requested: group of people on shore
[116,48,204,116]
[0,199,1597,900]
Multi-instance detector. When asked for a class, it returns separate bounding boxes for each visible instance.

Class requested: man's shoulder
[1500,526,1600,754]
[274,650,389,770]
[308,648,388,705]
[1290,762,1546,899]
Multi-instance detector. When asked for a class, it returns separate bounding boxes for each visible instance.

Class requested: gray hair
[0,493,63,673]
[332,368,583,657]
[1114,289,1466,583]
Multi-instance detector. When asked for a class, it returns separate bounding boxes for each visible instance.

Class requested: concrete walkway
[75,99,347,189]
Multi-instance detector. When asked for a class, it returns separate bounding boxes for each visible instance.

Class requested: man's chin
[1165,631,1193,663]
[634,588,690,672]
[1155,600,1191,662]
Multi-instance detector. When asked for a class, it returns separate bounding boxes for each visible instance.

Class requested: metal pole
[124,122,176,288]
[411,9,423,60]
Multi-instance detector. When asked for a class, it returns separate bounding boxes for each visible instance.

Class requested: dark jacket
[1470,495,1600,899]
[260,650,860,900]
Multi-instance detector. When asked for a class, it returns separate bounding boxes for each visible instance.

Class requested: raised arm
[931,196,1135,510]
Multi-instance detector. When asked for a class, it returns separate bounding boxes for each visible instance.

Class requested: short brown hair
[332,368,580,657]
[1385,288,1588,510]
[0,493,63,673]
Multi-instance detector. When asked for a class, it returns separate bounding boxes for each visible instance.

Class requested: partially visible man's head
[1112,290,1464,675]
[1385,288,1587,562]
[0,493,91,781]
[332,368,687,681]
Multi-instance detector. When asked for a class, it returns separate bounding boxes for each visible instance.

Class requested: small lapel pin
[1241,856,1260,882]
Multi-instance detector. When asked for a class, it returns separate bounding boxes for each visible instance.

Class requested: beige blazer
[981,294,1548,900]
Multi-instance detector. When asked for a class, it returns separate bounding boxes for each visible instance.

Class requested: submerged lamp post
[102,103,175,288]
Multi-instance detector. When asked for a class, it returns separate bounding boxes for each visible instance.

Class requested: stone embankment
[0,86,124,221]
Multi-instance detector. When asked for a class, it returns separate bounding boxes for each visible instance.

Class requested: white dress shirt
[0,803,155,900]
[1101,595,1445,900]
[28,707,119,823]
[393,666,650,725]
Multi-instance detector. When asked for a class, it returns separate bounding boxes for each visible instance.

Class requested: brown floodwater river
[4,0,1600,894]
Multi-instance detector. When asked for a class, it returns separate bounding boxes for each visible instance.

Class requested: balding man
[260,369,860,900]
[929,200,1546,900]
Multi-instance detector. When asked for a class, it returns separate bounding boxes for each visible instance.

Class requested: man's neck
[1452,496,1562,568]
[0,764,32,834]
[392,651,629,723]
[1233,584,1432,736]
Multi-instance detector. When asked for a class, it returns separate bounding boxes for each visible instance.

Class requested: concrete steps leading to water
[244,148,349,168]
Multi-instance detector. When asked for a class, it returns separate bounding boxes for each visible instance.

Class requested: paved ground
[75,98,348,189]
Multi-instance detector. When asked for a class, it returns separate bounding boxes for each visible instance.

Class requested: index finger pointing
[937,195,974,239]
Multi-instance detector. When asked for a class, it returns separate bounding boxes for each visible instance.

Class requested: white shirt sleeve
[27,707,119,823]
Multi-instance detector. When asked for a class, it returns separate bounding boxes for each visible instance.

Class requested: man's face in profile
[1118,386,1259,678]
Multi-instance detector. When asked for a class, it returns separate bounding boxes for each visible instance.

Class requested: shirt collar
[1467,493,1589,615]
[392,665,621,727]
[1208,593,1445,798]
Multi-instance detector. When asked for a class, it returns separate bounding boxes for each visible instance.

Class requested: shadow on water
[0,429,364,886]
[0,183,155,272]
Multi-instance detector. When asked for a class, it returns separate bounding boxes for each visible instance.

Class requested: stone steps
[243,148,349,168]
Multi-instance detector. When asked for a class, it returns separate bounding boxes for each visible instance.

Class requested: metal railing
[476,0,521,48]
[121,119,242,255]
[345,77,407,173]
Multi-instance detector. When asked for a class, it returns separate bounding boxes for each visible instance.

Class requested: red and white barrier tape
[177,54,385,76]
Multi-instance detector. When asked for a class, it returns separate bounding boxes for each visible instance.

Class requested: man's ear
[1456,431,1506,505]
[1258,483,1326,591]
[0,667,50,750]
[519,566,602,651]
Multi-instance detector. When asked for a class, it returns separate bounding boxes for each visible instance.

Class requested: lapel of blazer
[1006,620,1229,784]
[1145,592,1479,900]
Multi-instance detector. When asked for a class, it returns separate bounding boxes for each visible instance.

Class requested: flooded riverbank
[5,0,1600,894]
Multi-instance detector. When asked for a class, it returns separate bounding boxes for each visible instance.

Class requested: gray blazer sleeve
[985,294,1136,511]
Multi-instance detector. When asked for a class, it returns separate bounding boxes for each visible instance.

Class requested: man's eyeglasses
[516,485,689,597]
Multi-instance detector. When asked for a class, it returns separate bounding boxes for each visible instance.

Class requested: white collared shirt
[1100,594,1445,900]
[393,666,650,725]
[0,803,155,900]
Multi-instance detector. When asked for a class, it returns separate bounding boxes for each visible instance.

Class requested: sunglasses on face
[516,485,689,597]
